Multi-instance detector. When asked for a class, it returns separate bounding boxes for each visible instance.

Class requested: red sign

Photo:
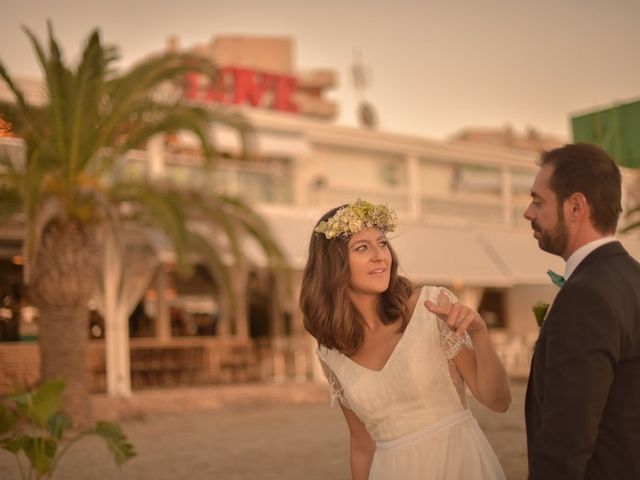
[184,67,298,113]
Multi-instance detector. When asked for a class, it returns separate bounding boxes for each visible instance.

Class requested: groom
[523,143,640,479]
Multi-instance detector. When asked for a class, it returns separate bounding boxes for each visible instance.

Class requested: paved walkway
[0,381,528,479]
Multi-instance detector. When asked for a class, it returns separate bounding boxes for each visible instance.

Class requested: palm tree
[0,23,286,425]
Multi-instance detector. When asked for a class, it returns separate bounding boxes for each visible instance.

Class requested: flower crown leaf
[314,199,397,239]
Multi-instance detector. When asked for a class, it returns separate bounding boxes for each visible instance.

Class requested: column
[501,167,513,227]
[407,154,422,220]
[458,286,485,311]
[155,266,171,341]
[231,263,249,338]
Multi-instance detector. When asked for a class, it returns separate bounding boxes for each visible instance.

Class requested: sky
[2,0,640,141]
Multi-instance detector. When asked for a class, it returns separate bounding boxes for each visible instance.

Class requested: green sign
[571,99,640,168]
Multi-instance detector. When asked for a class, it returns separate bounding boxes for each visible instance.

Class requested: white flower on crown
[314,199,397,239]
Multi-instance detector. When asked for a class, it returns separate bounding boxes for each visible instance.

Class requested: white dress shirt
[564,236,617,280]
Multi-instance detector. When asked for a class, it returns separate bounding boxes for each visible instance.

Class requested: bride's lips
[369,267,387,275]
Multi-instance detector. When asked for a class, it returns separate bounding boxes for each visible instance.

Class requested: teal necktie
[547,270,566,287]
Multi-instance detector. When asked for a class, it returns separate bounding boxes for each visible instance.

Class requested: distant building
[1,35,639,396]
[450,124,564,152]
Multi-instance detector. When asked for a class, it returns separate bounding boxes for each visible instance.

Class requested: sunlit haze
[2,0,640,140]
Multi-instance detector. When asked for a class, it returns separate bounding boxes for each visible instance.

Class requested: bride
[299,199,510,479]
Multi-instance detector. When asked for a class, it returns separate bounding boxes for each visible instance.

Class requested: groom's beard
[531,213,569,256]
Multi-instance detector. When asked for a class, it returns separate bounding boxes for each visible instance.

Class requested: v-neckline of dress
[342,286,424,373]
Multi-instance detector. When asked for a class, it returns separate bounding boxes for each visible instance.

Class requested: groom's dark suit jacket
[525,241,640,479]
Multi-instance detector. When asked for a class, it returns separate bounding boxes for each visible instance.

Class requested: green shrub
[0,379,136,479]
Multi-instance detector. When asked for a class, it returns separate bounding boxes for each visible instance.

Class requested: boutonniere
[532,301,549,328]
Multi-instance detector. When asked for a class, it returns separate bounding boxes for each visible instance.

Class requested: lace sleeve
[435,287,474,360]
[316,350,351,409]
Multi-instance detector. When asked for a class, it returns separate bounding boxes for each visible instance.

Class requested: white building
[1,36,639,395]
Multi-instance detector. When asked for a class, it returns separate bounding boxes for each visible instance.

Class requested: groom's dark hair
[540,143,622,234]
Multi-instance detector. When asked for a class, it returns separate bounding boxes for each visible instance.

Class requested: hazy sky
[2,0,640,140]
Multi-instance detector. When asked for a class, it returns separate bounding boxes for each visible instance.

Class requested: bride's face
[346,228,392,296]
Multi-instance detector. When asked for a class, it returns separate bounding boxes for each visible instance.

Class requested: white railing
[421,195,504,225]
[306,187,412,214]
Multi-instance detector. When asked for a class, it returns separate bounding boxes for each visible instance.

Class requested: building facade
[1,35,639,396]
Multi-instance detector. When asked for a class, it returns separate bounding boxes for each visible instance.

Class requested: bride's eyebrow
[350,239,369,247]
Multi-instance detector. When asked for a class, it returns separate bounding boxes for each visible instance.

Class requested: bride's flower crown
[314,199,397,239]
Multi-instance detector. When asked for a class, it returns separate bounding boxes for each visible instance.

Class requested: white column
[458,287,485,311]
[269,273,284,338]
[155,267,171,341]
[99,233,160,398]
[148,134,166,179]
[407,154,421,220]
[231,264,249,338]
[101,226,132,397]
[501,167,513,227]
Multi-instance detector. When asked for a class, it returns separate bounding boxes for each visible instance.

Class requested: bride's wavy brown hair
[300,205,414,355]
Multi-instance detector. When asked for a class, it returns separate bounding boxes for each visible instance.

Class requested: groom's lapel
[567,241,626,283]
[538,242,625,339]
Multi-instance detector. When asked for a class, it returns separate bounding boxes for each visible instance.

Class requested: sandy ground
[0,381,528,480]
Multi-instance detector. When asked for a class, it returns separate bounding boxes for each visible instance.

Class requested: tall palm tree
[0,23,286,425]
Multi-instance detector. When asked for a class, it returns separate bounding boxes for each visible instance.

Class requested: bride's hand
[424,300,487,336]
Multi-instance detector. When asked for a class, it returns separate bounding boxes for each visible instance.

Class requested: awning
[256,209,640,288]
[478,230,565,284]
[145,203,640,288]
[255,209,553,287]
[389,224,514,287]
[246,206,319,269]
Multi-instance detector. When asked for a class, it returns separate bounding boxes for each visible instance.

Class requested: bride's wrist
[468,322,488,338]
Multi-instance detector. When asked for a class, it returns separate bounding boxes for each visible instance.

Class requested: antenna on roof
[351,49,377,129]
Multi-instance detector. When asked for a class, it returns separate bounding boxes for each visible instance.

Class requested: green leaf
[23,436,57,475]
[12,379,65,428]
[48,412,71,439]
[532,301,549,328]
[0,435,26,454]
[0,403,17,434]
[93,421,136,465]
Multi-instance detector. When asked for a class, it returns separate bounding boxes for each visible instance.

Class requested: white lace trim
[316,349,351,409]
[434,287,474,359]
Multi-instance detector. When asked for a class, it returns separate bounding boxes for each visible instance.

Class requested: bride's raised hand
[424,299,487,336]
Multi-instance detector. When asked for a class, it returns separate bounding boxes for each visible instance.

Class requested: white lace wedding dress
[317,286,505,479]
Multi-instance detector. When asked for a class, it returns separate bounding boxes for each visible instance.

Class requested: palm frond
[109,181,192,273]
[97,53,216,151]
[179,190,243,263]
[109,52,215,106]
[205,106,254,161]
[0,66,30,119]
[621,220,640,234]
[24,23,72,167]
[187,230,236,313]
[68,29,107,178]
[0,154,24,193]
[5,21,291,329]
[219,195,287,267]
[100,101,218,173]
[624,205,640,218]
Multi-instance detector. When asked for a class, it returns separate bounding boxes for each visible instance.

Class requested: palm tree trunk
[29,218,99,427]
[39,306,92,424]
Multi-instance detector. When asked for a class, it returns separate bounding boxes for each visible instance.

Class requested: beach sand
[0,381,527,479]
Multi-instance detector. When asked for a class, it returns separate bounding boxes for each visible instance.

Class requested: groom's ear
[567,193,589,221]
